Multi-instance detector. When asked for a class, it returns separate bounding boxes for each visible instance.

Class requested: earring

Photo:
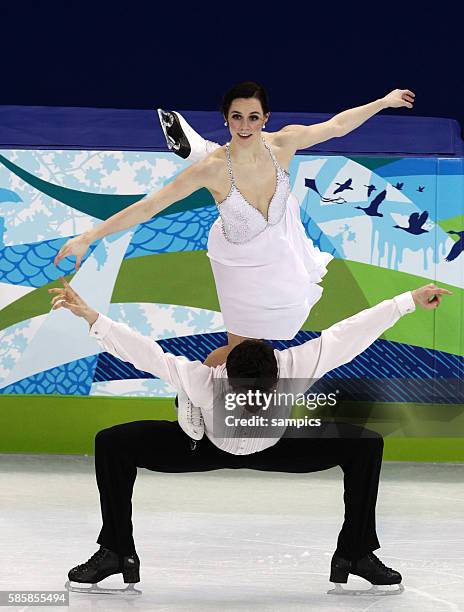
[263,124,266,130]
[224,121,228,126]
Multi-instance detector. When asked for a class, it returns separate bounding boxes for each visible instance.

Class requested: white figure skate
[176,388,204,440]
[157,108,220,162]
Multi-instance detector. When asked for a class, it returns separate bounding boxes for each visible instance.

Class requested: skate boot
[157,108,220,162]
[175,389,204,441]
[65,546,141,595]
[328,551,404,596]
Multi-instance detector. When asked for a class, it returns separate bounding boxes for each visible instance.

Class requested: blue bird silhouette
[355,189,386,217]
[417,186,425,192]
[364,184,377,197]
[394,182,404,191]
[333,179,353,194]
[394,211,429,235]
[445,231,464,262]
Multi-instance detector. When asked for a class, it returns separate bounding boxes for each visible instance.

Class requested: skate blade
[157,108,175,150]
[327,582,404,596]
[157,108,174,127]
[157,108,182,150]
[156,108,193,158]
[65,580,142,596]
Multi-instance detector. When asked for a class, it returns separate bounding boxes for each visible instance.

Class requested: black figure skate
[65,547,141,595]
[327,551,404,596]
[157,108,220,162]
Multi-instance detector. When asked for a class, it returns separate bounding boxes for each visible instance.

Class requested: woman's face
[226,98,270,144]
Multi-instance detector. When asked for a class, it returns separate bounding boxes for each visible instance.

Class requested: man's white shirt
[89,292,415,455]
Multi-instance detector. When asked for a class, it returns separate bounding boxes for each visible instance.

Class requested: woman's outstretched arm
[275,89,415,152]
[54,158,215,270]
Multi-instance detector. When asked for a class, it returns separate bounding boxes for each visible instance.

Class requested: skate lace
[367,553,390,571]
[76,548,108,571]
[186,398,203,428]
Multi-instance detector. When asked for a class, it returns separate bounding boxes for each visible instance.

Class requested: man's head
[225,339,278,408]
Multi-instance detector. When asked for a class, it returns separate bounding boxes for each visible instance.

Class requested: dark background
[1,2,461,128]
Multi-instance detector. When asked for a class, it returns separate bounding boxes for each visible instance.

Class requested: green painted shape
[0,395,462,461]
[341,260,460,355]
[346,156,399,171]
[300,259,369,330]
[113,255,462,354]
[383,439,464,462]
[111,251,221,310]
[0,395,176,454]
[0,273,74,332]
[1,254,461,355]
[0,153,213,220]
[0,250,222,332]
[291,401,464,439]
[438,214,464,239]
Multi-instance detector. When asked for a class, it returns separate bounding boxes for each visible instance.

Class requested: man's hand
[412,284,452,310]
[382,89,415,109]
[48,277,98,325]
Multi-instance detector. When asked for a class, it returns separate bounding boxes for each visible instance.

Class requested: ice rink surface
[1,453,463,612]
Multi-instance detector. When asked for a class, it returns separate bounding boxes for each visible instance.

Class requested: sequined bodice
[214,137,291,244]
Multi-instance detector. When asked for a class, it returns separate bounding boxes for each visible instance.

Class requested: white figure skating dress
[207,137,333,340]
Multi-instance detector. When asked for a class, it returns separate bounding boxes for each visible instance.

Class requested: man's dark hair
[225,339,278,404]
[220,81,270,119]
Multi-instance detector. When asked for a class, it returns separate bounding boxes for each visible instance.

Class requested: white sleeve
[278,292,416,380]
[89,314,213,407]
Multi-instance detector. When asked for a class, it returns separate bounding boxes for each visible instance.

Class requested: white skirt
[206,192,333,340]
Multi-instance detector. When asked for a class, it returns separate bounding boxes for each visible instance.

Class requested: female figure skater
[54,82,415,437]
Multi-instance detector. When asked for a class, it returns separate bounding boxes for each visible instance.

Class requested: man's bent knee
[95,428,112,448]
[95,424,126,448]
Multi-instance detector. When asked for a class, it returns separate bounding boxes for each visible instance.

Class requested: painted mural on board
[0,149,462,400]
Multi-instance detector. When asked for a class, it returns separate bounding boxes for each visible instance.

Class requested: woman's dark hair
[225,339,278,403]
[221,81,270,119]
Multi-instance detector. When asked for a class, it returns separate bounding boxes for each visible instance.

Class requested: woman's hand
[54,233,92,271]
[382,89,415,109]
[412,284,452,310]
[48,277,98,325]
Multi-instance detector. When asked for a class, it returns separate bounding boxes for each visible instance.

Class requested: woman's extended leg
[157,109,221,162]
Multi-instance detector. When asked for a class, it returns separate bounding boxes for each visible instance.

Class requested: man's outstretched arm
[280,284,452,380]
[49,278,212,404]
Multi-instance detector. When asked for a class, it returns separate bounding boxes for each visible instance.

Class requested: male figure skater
[49,278,451,595]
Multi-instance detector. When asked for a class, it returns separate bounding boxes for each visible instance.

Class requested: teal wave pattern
[0,153,213,219]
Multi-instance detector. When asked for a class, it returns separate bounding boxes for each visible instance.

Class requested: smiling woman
[204,106,333,342]
[178,82,333,344]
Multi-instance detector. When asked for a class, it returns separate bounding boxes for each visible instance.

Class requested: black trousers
[94,420,383,562]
